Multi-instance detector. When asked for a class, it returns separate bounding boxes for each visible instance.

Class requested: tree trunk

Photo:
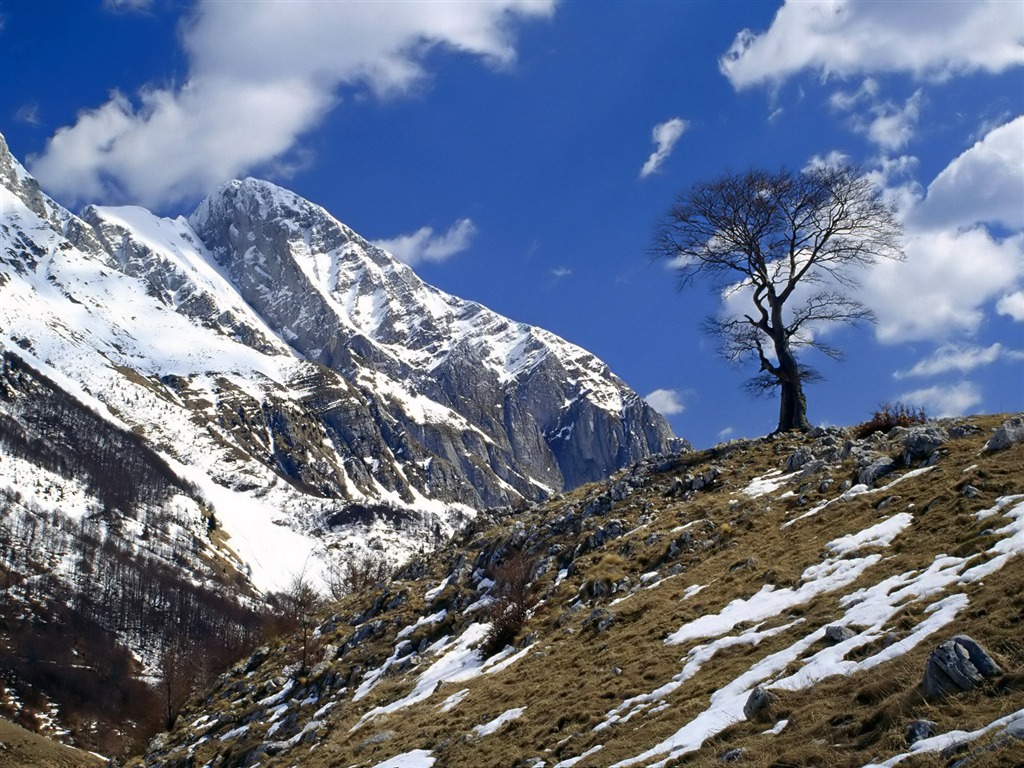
[777,378,810,433]
[772,331,811,434]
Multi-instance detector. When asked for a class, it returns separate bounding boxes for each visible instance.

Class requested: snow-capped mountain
[0,133,682,590]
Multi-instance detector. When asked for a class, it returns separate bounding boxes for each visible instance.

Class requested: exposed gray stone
[950,634,1003,678]
[858,457,897,486]
[719,747,746,763]
[905,720,937,746]
[922,635,1003,699]
[785,449,813,471]
[824,624,856,643]
[583,608,614,633]
[901,425,948,464]
[984,416,1024,453]
[742,685,778,722]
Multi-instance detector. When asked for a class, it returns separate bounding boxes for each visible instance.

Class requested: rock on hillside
[134,414,1024,768]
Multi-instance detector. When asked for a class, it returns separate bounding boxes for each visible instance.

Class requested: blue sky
[1,0,1022,448]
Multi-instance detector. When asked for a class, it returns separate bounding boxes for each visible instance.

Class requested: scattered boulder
[922,635,1004,699]
[719,747,746,763]
[906,719,937,746]
[900,425,948,464]
[742,685,778,722]
[785,449,813,472]
[961,484,981,499]
[583,608,614,633]
[824,625,856,643]
[858,456,897,487]
[983,416,1024,453]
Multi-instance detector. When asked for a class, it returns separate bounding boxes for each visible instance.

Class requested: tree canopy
[653,165,904,433]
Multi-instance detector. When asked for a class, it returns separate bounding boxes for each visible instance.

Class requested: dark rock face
[900,425,948,464]
[921,635,1003,699]
[906,719,937,746]
[742,685,778,722]
[984,416,1024,453]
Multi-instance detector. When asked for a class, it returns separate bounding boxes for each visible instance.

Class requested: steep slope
[135,415,1024,768]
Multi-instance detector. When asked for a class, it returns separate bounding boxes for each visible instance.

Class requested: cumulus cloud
[829,82,924,151]
[374,218,477,266]
[865,227,1024,343]
[896,382,983,417]
[720,0,1024,89]
[860,116,1024,343]
[911,115,1024,231]
[645,388,685,415]
[997,291,1024,321]
[28,0,555,209]
[639,117,689,178]
[895,343,1024,379]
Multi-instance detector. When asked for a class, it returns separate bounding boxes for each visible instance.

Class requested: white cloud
[15,103,40,125]
[911,115,1024,231]
[639,117,689,178]
[717,426,736,441]
[865,227,1024,343]
[103,0,153,12]
[720,0,1024,89]
[645,388,685,416]
[997,291,1024,321]
[865,90,924,151]
[28,0,555,209]
[829,82,924,151]
[551,267,572,278]
[862,116,1024,344]
[896,382,983,418]
[374,218,477,266]
[895,343,1024,379]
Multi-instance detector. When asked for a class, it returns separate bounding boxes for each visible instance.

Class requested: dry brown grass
[136,415,1024,768]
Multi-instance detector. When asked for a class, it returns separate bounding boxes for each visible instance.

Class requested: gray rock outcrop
[983,416,1024,453]
[921,634,1003,699]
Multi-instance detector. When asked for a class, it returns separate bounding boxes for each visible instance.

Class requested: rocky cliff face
[186,177,682,499]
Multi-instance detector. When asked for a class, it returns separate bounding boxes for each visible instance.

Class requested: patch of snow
[741,470,800,498]
[861,707,1024,767]
[472,707,526,737]
[826,513,914,556]
[370,748,436,768]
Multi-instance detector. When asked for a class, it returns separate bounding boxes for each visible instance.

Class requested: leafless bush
[325,551,391,601]
[853,402,928,439]
[482,550,536,657]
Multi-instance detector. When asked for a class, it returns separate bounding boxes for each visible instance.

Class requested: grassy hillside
[0,717,104,768]
[133,414,1024,768]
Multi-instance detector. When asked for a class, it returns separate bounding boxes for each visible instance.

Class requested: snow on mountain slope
[0,132,683,596]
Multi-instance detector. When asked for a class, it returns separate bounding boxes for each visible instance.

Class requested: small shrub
[482,550,535,656]
[853,402,927,439]
[325,551,391,601]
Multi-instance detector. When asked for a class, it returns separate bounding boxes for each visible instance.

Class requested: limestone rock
[742,685,778,722]
[983,416,1024,453]
[922,635,1003,699]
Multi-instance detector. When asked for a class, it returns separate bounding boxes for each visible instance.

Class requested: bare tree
[280,567,326,676]
[653,165,904,433]
[324,551,391,602]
